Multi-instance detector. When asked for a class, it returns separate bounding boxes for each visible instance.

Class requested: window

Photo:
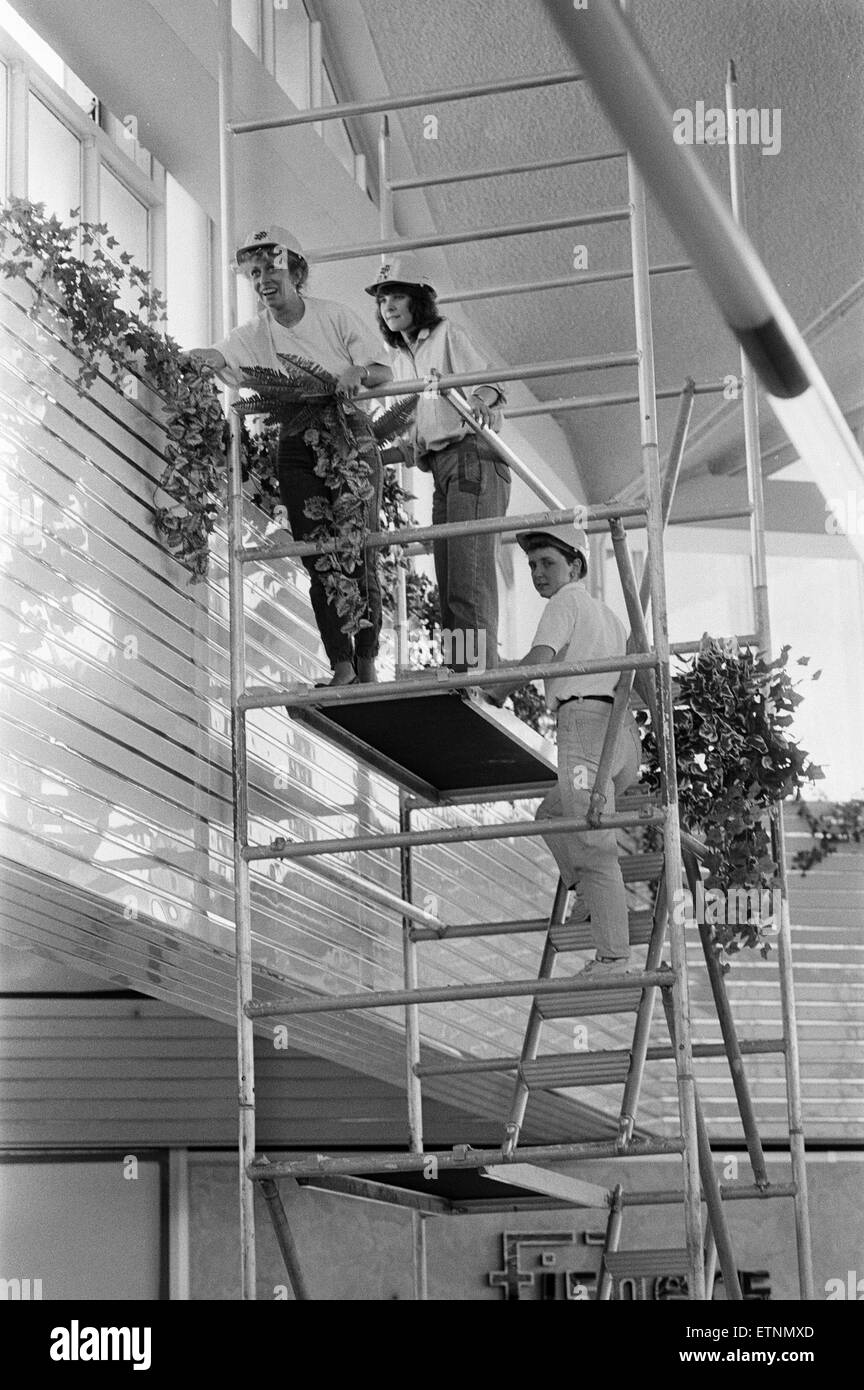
[100,166,149,314]
[321,63,357,178]
[165,173,211,348]
[0,62,7,197]
[272,0,310,107]
[231,0,260,56]
[27,95,80,222]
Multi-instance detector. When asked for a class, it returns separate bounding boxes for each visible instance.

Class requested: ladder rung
[550,908,653,953]
[604,1249,690,1278]
[535,986,645,1019]
[521,1052,631,1089]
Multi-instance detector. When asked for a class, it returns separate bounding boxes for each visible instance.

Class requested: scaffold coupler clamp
[502,1123,520,1159]
[616,1113,635,1150]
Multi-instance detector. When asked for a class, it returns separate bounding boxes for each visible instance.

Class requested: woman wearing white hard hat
[190,226,392,686]
[367,256,511,671]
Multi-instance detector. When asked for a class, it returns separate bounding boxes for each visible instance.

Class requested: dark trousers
[277,432,383,667]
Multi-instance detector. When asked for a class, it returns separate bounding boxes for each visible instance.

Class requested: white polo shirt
[214,297,386,389]
[532,581,629,711]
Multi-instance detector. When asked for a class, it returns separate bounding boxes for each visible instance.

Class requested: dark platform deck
[292,688,557,803]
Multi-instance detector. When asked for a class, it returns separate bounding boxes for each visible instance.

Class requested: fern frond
[275,352,338,389]
[372,395,417,444]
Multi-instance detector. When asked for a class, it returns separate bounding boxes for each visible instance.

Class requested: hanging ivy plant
[637,636,824,959]
[236,357,420,636]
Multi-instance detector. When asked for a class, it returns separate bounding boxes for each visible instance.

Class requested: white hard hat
[234,225,305,270]
[516,522,589,574]
[365,254,436,296]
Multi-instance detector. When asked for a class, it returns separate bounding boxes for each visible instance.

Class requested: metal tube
[258,1177,312,1301]
[725,66,771,655]
[726,59,813,1298]
[587,674,635,826]
[444,389,564,509]
[302,208,630,264]
[248,1136,685,1181]
[241,500,643,564]
[773,813,815,1299]
[502,880,570,1156]
[217,0,256,1304]
[230,69,586,132]
[439,262,691,306]
[617,874,668,1145]
[399,795,424,1155]
[623,1184,797,1207]
[639,381,697,611]
[597,1184,625,1301]
[541,0,805,390]
[245,967,672,1019]
[627,140,705,1300]
[685,859,769,1186]
[609,518,659,718]
[411,1213,428,1301]
[245,808,664,863]
[240,652,658,712]
[505,380,727,418]
[391,147,625,190]
[288,352,637,405]
[704,1225,718,1299]
[415,1036,786,1077]
[296,855,449,931]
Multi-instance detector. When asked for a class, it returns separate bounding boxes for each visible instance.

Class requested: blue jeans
[536,702,643,960]
[425,436,511,671]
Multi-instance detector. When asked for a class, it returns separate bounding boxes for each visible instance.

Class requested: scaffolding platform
[290,686,557,803]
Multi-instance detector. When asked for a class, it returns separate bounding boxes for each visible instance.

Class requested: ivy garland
[0,198,436,636]
[236,360,417,636]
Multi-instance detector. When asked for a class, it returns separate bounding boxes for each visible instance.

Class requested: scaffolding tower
[214,0,813,1301]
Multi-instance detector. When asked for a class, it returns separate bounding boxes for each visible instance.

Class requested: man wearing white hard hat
[190,226,392,686]
[367,256,510,670]
[491,521,642,978]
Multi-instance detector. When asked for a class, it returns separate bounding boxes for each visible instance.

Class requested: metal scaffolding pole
[302,208,630,266]
[725,59,814,1300]
[230,69,586,133]
[439,262,691,306]
[398,794,427,1301]
[627,134,705,1297]
[390,146,625,190]
[217,0,256,1303]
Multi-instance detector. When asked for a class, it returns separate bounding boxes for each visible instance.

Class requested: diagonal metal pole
[501,879,571,1157]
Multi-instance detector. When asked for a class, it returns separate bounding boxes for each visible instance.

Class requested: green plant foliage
[0,196,229,580]
[637,636,823,958]
[792,796,864,874]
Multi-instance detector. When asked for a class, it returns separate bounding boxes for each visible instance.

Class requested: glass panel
[231,0,260,55]
[0,62,7,197]
[0,0,63,82]
[321,64,355,176]
[27,96,80,222]
[165,172,211,348]
[100,165,149,315]
[272,0,309,107]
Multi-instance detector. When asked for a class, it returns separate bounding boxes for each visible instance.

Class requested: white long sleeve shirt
[388,320,505,457]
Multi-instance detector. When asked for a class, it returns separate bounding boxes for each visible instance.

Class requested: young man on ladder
[492,521,642,977]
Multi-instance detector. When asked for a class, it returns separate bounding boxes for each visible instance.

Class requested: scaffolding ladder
[214,0,813,1301]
